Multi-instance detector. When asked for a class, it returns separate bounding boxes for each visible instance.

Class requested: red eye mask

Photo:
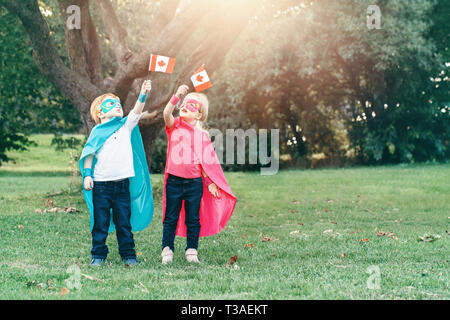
[179,99,202,112]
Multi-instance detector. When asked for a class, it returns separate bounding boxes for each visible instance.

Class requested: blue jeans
[162,174,203,252]
[91,179,136,260]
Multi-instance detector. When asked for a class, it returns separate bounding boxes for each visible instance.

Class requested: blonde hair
[184,92,209,134]
[90,93,120,124]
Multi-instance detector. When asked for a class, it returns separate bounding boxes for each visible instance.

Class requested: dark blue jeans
[91,179,136,260]
[162,174,203,252]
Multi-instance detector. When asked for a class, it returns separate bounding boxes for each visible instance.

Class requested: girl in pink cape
[161,84,236,264]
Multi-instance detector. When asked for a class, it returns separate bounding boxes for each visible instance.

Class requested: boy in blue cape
[79,80,155,267]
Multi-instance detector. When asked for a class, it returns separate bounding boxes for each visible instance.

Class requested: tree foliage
[0,6,82,165]
[218,0,449,166]
[0,0,448,168]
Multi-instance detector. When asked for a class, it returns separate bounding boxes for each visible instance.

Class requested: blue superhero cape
[79,116,153,233]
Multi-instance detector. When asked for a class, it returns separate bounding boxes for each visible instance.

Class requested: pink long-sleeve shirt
[165,117,203,178]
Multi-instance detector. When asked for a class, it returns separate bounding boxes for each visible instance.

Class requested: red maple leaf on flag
[191,65,211,92]
[158,60,166,67]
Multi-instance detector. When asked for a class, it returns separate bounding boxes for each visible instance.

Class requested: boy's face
[99,96,123,121]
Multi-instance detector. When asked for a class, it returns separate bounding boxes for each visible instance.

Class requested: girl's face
[179,97,202,122]
[99,96,123,121]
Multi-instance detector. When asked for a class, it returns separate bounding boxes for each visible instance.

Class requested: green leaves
[0,6,82,165]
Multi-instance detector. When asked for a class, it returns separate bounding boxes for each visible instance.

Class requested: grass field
[0,134,449,299]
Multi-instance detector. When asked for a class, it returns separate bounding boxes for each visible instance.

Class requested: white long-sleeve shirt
[93,111,143,181]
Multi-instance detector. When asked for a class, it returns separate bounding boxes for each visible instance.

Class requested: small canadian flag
[191,65,212,92]
[149,54,176,74]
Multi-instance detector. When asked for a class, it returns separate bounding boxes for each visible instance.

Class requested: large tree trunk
[58,0,103,87]
[140,121,165,169]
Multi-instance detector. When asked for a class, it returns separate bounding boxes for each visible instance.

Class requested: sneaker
[90,258,105,267]
[161,246,174,264]
[185,248,200,263]
[122,257,138,267]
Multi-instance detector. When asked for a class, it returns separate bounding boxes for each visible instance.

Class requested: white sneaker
[161,246,173,264]
[185,248,200,263]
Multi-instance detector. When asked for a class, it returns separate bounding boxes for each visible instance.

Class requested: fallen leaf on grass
[376,231,399,240]
[322,229,342,238]
[59,287,69,295]
[297,222,304,226]
[376,231,394,237]
[359,238,369,243]
[43,206,79,214]
[40,198,78,214]
[229,255,238,265]
[45,199,56,208]
[417,234,441,242]
[243,243,254,248]
[340,253,346,259]
[330,221,338,225]
[18,225,24,229]
[261,236,278,242]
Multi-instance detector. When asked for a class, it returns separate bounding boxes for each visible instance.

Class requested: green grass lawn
[0,135,449,299]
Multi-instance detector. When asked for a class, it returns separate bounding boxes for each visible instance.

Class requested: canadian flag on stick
[149,54,176,74]
[191,65,212,92]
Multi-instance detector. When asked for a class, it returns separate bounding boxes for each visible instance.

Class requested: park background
[0,0,448,299]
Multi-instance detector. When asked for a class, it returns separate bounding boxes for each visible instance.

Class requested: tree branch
[148,0,180,40]
[97,0,133,67]
[171,1,259,97]
[110,0,213,102]
[141,1,260,125]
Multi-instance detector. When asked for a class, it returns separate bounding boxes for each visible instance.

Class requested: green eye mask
[100,98,122,114]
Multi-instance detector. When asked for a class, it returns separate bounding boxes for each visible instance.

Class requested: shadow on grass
[0,170,72,177]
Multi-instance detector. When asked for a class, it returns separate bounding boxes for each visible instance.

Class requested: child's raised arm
[164,84,189,128]
[131,80,152,115]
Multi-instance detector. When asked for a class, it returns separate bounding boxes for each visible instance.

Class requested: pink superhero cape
[162,117,237,237]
